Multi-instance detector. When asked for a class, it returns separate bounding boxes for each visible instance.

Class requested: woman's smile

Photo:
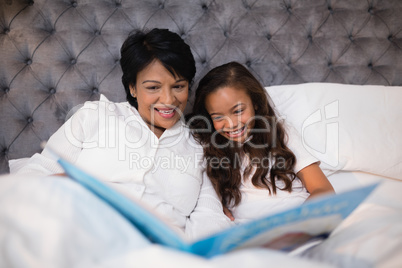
[154,106,177,119]
[130,60,189,138]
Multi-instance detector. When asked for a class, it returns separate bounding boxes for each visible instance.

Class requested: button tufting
[0,0,401,176]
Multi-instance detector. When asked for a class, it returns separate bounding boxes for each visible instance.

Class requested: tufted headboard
[0,0,401,174]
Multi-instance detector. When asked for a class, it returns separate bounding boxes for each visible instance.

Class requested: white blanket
[0,172,401,268]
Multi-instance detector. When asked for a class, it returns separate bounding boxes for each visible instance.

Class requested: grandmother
[14,28,232,239]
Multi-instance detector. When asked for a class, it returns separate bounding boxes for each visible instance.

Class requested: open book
[57,157,377,258]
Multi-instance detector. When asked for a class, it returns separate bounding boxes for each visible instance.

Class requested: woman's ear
[129,84,137,98]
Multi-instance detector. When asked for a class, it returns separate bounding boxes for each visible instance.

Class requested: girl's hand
[297,163,335,200]
[223,206,235,221]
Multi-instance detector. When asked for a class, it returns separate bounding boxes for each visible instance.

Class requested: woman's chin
[155,117,180,129]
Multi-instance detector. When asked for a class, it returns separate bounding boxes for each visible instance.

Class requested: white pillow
[8,158,30,173]
[265,83,402,181]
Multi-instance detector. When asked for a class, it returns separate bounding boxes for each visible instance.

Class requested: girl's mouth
[225,126,246,138]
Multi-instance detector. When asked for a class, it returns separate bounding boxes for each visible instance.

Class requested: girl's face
[130,60,189,138]
[205,86,255,143]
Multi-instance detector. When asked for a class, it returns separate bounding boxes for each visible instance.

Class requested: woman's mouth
[155,107,176,119]
[225,126,246,138]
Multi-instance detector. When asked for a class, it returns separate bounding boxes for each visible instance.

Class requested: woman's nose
[160,88,174,104]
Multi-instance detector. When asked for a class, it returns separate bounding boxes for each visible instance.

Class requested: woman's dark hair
[120,28,196,108]
[187,62,298,207]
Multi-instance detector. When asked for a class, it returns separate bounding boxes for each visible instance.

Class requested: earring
[131,92,136,98]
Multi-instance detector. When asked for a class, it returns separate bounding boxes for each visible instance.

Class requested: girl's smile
[225,125,246,138]
[205,86,255,143]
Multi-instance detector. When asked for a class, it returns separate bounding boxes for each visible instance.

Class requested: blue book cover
[57,157,378,258]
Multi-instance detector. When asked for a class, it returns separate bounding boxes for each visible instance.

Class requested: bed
[1,0,402,267]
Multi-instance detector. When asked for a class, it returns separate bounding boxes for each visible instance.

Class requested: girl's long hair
[187,62,298,207]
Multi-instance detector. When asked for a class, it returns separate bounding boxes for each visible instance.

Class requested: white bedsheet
[304,171,402,267]
[0,172,401,268]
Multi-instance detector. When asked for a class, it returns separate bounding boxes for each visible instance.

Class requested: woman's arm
[13,103,92,176]
[296,162,335,200]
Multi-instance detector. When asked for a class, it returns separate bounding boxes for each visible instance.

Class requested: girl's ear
[129,84,137,98]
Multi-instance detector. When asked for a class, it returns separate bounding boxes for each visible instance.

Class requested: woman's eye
[234,109,244,114]
[146,86,159,90]
[173,84,186,90]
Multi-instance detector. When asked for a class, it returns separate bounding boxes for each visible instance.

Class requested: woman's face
[130,60,189,138]
[205,86,255,143]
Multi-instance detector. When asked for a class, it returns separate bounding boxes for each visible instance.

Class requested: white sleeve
[13,103,94,176]
[185,171,234,241]
[285,123,319,173]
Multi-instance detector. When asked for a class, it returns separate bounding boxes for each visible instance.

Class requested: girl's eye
[212,116,223,121]
[234,109,244,114]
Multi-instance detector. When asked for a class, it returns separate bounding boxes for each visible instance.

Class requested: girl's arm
[185,172,235,239]
[296,162,335,199]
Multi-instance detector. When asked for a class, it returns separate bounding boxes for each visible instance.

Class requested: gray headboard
[1,0,401,174]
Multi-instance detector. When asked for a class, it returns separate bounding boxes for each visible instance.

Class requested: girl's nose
[224,116,238,129]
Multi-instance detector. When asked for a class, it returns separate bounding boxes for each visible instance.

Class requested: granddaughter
[188,62,334,223]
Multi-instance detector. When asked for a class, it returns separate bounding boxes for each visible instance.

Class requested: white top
[15,95,232,240]
[230,125,318,224]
